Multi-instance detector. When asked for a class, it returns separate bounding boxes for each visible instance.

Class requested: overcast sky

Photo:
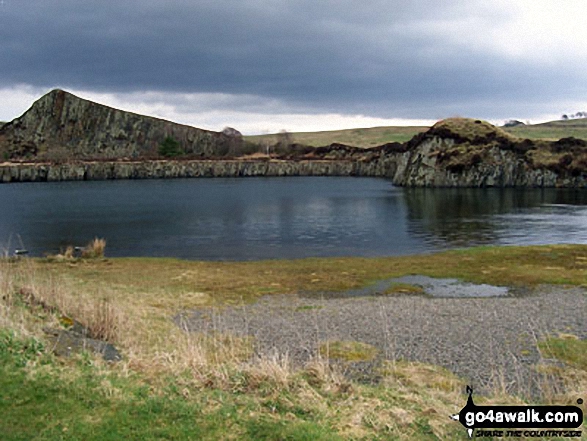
[1,0,586,134]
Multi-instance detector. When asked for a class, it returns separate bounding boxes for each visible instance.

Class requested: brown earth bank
[1,90,587,187]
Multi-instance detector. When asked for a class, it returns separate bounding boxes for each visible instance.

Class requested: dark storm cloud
[0,0,582,118]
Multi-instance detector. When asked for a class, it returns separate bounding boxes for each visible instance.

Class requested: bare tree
[222,126,244,156]
[275,129,293,155]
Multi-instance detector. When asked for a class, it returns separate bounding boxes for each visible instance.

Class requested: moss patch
[319,341,379,362]
[383,283,426,296]
[538,336,587,370]
[295,305,324,312]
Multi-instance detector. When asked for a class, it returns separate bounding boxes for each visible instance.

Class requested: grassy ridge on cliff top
[246,117,587,148]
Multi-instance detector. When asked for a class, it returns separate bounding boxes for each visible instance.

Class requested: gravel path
[176,285,587,395]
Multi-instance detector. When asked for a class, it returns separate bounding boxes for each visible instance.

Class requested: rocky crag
[1,90,587,187]
[388,118,587,187]
[0,89,236,160]
[0,159,391,183]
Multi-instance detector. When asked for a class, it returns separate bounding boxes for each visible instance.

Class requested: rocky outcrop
[0,159,393,183]
[1,91,586,187]
[43,326,121,362]
[389,137,584,187]
[0,89,235,160]
[1,152,583,187]
[388,119,587,187]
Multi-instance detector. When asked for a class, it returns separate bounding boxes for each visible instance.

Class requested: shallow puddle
[301,275,509,299]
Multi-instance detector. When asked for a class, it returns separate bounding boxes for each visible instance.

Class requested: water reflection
[403,188,587,249]
[0,178,586,259]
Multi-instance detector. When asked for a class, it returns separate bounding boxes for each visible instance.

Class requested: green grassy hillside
[246,126,427,148]
[506,118,587,141]
[246,118,587,148]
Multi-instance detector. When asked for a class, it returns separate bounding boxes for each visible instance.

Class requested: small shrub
[559,154,573,168]
[158,137,184,158]
[86,298,119,341]
[240,141,262,156]
[446,162,466,174]
[469,153,483,166]
[63,246,75,259]
[81,238,106,259]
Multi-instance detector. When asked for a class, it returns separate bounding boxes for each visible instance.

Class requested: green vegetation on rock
[158,136,184,158]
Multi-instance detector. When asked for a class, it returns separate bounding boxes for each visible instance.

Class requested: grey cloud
[0,0,584,119]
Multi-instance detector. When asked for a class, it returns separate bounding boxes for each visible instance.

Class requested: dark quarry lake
[1,177,586,260]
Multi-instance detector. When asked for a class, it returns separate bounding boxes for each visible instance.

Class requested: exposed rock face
[1,93,586,187]
[389,118,587,187]
[0,159,391,183]
[0,89,235,160]
[391,137,568,187]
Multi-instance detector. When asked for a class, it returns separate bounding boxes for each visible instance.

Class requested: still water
[0,177,586,260]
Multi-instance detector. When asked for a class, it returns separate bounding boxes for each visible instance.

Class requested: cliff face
[389,119,587,187]
[0,159,391,183]
[0,89,234,160]
[1,92,586,187]
[391,138,565,187]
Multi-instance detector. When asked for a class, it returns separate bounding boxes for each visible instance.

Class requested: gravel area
[176,285,587,395]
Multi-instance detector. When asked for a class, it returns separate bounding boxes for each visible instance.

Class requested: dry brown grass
[1,246,586,439]
[63,245,75,259]
[1,256,338,393]
[28,245,586,312]
[433,117,518,142]
[0,259,122,342]
[81,237,106,259]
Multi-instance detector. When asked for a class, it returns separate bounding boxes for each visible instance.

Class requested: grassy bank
[246,126,427,148]
[245,118,587,148]
[1,245,586,440]
[506,119,587,141]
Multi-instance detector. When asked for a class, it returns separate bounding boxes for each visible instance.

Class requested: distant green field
[245,125,427,148]
[245,118,587,148]
[505,118,587,141]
